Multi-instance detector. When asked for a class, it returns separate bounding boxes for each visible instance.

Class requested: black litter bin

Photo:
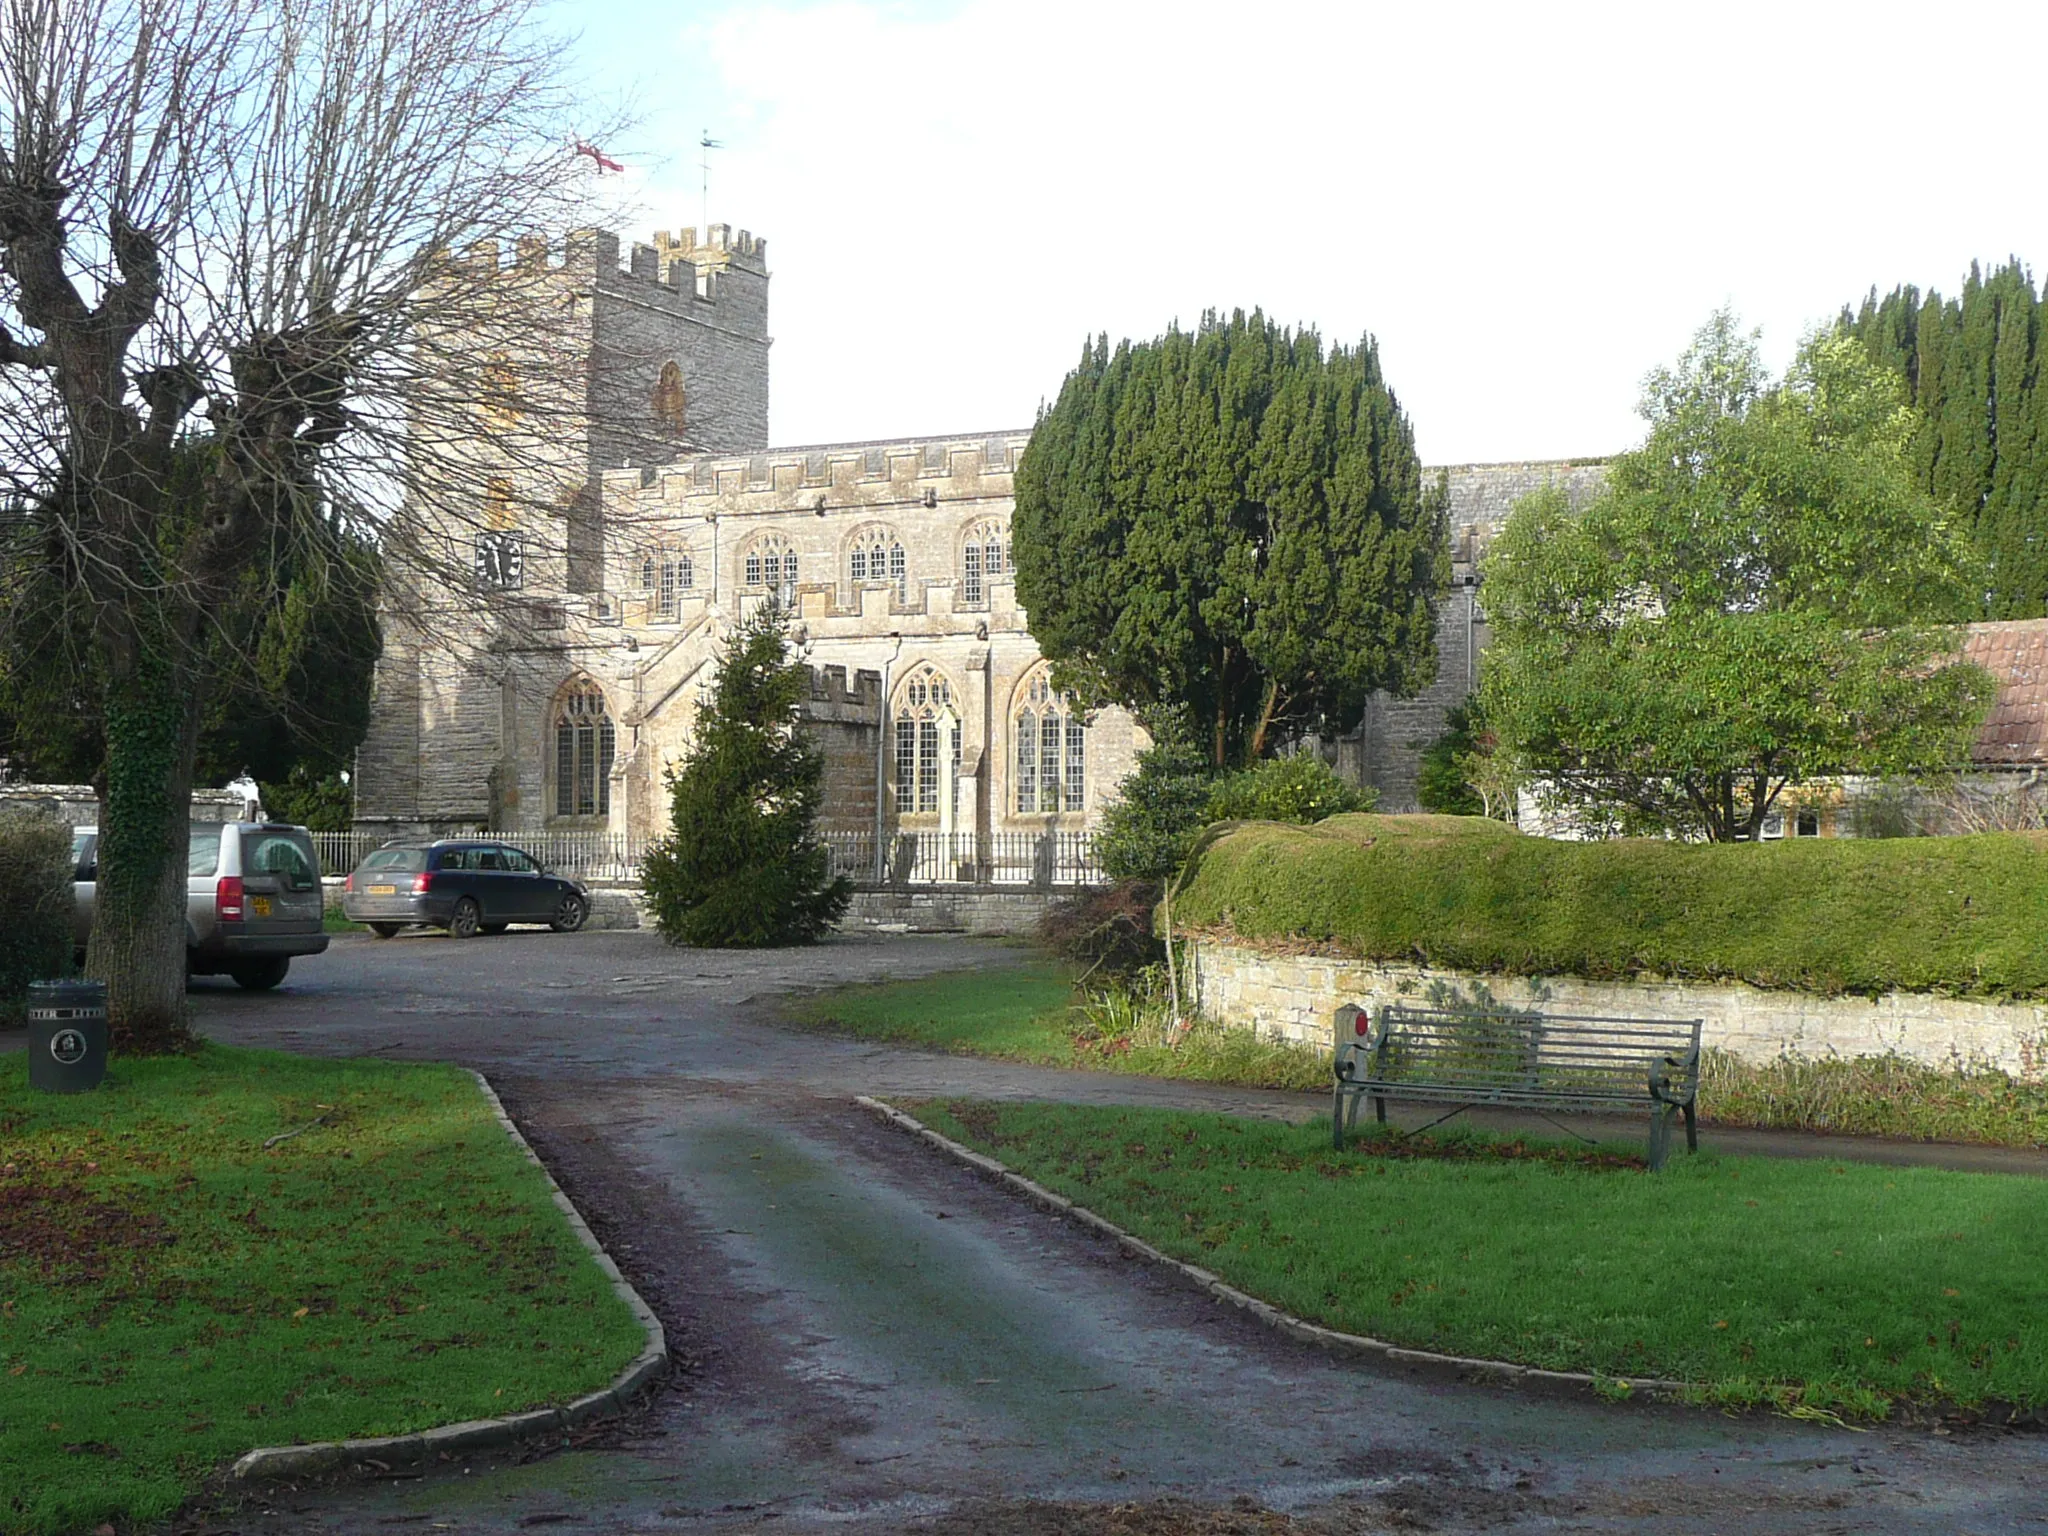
[27,979,108,1093]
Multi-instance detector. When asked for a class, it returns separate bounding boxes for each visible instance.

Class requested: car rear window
[361,847,428,873]
[189,828,221,878]
[245,831,318,890]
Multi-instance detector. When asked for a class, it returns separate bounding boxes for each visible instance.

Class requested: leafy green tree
[640,602,850,947]
[1482,313,1996,842]
[1842,261,2048,617]
[1013,310,1448,769]
[1416,697,1487,816]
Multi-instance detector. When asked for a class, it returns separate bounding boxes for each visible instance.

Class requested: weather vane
[699,130,723,232]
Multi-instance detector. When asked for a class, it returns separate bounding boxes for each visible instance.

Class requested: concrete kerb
[228,1070,668,1482]
[854,1095,1690,1405]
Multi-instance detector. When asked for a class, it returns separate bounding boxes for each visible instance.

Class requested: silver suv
[71,821,329,989]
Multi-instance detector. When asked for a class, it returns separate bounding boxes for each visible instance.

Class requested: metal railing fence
[317,827,1101,889]
[821,829,1103,887]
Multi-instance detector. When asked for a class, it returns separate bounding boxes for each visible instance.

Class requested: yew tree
[0,0,606,1047]
[1012,311,1448,768]
[1482,314,1996,842]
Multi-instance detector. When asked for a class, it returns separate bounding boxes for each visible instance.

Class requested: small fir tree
[641,602,850,947]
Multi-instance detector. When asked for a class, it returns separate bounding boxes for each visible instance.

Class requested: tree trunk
[1246,676,1281,762]
[89,641,204,1054]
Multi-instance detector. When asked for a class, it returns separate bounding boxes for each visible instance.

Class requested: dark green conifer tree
[1842,259,2048,617]
[1013,310,1447,768]
[640,601,850,948]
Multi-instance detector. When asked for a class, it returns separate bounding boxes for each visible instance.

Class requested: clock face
[476,532,523,590]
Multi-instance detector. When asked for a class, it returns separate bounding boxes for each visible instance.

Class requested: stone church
[351,221,1606,856]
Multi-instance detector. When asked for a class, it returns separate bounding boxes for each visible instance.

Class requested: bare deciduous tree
[0,0,613,1047]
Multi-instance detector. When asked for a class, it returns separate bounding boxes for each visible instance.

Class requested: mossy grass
[914,1099,2048,1418]
[0,1043,644,1536]
[1175,813,2048,999]
[784,962,1327,1091]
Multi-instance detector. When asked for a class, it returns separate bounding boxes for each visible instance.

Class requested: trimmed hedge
[0,805,73,1019]
[1173,813,2048,999]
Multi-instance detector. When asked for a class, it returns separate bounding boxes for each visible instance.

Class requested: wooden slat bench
[1331,1002,1703,1170]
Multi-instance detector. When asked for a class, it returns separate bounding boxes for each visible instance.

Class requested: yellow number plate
[250,896,272,918]
[368,884,396,896]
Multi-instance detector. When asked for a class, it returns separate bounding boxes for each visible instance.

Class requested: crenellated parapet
[806,663,884,720]
[454,224,769,330]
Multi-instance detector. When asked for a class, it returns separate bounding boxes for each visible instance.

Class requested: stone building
[352,221,1608,849]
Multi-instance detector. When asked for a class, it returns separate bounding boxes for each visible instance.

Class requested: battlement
[452,223,769,319]
[608,431,1033,505]
[807,663,883,714]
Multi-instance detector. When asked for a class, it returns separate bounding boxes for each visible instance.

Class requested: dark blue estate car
[340,840,589,939]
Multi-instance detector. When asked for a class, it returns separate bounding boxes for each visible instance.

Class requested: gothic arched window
[1014,669,1086,814]
[639,543,694,618]
[893,665,960,816]
[960,519,1008,607]
[742,534,797,605]
[849,526,908,604]
[652,361,687,437]
[553,678,616,819]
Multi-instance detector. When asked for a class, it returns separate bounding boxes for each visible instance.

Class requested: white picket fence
[316,827,1102,888]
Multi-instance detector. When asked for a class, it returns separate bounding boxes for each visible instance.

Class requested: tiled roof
[1964,619,2048,765]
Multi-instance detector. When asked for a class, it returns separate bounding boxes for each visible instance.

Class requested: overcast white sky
[550,0,2048,466]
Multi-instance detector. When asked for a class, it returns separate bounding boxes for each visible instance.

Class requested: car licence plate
[368,884,396,896]
[251,896,272,918]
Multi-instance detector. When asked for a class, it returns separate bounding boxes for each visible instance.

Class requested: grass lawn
[786,963,1327,1091]
[913,1099,2048,1419]
[0,1044,645,1536]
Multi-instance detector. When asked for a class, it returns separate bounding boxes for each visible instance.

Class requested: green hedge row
[1172,814,2048,999]
[0,806,73,1019]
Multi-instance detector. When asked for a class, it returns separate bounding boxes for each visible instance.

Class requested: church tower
[354,223,772,834]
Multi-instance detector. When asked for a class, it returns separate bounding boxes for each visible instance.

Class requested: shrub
[0,805,73,1019]
[1039,879,1164,976]
[1098,726,1376,883]
[1174,814,2048,999]
[1095,726,1216,882]
[1204,753,1375,824]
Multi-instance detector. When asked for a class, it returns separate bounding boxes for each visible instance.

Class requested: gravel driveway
[144,928,2048,1533]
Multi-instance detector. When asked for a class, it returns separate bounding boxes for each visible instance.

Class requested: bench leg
[1648,1103,1673,1172]
[1373,1093,1386,1125]
[1332,1084,1348,1150]
[1683,1099,1697,1154]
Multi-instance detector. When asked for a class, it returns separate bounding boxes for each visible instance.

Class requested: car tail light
[411,872,433,894]
[343,872,355,893]
[216,875,244,922]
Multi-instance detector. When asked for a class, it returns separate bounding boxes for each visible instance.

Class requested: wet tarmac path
[161,928,2048,1533]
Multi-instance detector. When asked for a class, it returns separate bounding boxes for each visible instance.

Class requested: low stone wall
[1185,936,2048,1080]
[842,887,1058,937]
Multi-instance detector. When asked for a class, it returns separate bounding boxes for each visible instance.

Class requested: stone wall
[1339,460,1609,811]
[842,887,1059,937]
[1185,936,2048,1080]
[2,784,258,827]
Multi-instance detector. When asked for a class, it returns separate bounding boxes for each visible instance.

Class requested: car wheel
[448,897,482,939]
[549,892,588,933]
[232,957,290,991]
[369,922,402,939]
[481,922,509,936]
